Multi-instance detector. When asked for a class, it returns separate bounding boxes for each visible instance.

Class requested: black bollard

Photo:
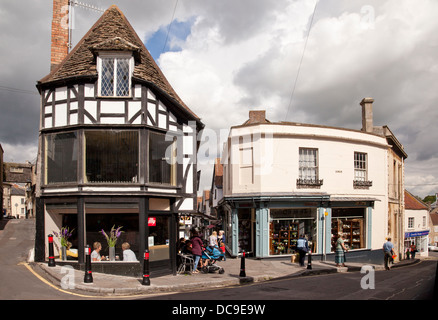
[84,245,93,283]
[48,234,56,267]
[307,250,312,270]
[239,250,246,277]
[142,249,150,286]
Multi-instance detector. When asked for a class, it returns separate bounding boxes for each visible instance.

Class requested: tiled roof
[38,5,200,121]
[404,190,428,210]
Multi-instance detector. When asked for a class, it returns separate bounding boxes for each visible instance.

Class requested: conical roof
[38,5,200,121]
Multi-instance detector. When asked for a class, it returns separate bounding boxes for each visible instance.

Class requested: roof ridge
[38,5,200,121]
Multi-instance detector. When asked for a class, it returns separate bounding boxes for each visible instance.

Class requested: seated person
[181,240,192,255]
[91,242,105,261]
[66,241,78,260]
[122,242,137,261]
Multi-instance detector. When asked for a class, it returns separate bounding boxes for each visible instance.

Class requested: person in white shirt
[122,242,137,261]
[91,242,104,261]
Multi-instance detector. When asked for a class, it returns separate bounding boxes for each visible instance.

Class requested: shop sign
[148,217,156,227]
[405,230,429,238]
[179,215,192,225]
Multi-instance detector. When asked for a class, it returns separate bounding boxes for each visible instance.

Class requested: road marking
[18,262,161,299]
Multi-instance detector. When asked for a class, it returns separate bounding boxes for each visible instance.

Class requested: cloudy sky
[0,0,437,198]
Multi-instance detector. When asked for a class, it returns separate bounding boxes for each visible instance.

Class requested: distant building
[404,190,429,256]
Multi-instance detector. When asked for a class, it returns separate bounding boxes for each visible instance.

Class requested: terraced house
[34,2,203,276]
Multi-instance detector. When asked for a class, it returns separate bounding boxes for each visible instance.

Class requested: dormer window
[97,53,134,97]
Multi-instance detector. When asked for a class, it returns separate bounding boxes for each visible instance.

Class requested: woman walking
[335,233,348,267]
[190,229,203,274]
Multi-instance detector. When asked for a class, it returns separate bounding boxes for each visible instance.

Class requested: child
[220,242,226,261]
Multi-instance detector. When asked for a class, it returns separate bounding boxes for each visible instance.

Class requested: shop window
[45,132,78,184]
[149,132,177,186]
[85,130,139,183]
[331,208,366,251]
[297,148,322,187]
[98,55,133,97]
[85,211,139,260]
[270,208,317,255]
[148,215,170,261]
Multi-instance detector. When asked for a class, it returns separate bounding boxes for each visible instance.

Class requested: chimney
[50,0,69,71]
[360,98,374,133]
[247,110,267,124]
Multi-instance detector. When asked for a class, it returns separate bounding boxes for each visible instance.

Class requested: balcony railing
[353,180,373,188]
[297,178,324,187]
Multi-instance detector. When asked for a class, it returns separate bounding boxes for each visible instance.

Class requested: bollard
[48,234,56,267]
[142,249,150,286]
[239,250,246,277]
[307,250,312,270]
[84,245,93,283]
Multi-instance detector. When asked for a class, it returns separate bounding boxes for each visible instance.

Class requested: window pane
[148,216,170,261]
[299,148,317,180]
[101,58,114,96]
[116,58,130,96]
[85,131,138,183]
[149,132,177,185]
[45,132,78,184]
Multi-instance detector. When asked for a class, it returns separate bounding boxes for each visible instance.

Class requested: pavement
[27,253,425,297]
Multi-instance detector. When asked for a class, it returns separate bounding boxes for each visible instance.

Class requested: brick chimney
[50,0,69,71]
[247,110,267,124]
[360,98,374,133]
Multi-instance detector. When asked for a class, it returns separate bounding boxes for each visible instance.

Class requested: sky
[0,0,437,199]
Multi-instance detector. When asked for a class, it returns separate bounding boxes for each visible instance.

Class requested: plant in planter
[100,225,123,261]
[53,226,74,260]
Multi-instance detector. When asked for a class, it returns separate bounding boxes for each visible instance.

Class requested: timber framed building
[34,3,203,276]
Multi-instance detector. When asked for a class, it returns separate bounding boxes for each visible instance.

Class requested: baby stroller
[201,246,225,274]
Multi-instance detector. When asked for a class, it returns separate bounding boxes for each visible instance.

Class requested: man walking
[296,234,309,267]
[383,237,395,270]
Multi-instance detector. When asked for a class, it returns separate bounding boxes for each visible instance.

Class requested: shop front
[39,196,179,277]
[223,196,375,260]
[404,230,429,257]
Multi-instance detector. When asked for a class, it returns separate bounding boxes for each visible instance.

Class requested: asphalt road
[145,255,437,301]
[0,219,77,300]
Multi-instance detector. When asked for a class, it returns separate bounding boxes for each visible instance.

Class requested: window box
[353,180,373,188]
[296,178,324,187]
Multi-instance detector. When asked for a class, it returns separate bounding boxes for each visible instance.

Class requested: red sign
[148,217,156,227]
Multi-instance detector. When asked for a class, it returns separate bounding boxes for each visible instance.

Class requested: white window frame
[408,217,414,229]
[298,148,319,181]
[354,152,367,181]
[97,52,134,98]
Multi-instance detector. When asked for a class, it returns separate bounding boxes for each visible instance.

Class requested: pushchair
[200,246,225,274]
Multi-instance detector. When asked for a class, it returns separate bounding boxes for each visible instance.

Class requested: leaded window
[98,56,132,97]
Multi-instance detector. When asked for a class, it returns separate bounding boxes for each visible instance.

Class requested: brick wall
[50,0,69,71]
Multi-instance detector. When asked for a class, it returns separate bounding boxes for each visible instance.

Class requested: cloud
[1,0,437,198]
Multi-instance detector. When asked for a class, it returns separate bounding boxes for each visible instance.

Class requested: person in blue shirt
[383,237,395,270]
[296,234,309,267]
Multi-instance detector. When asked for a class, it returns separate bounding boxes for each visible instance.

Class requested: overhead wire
[284,0,319,122]
[161,0,179,56]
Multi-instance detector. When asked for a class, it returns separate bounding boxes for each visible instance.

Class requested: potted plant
[53,227,74,261]
[100,225,123,261]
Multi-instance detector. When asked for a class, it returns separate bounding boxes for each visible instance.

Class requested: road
[0,219,78,300]
[145,256,437,301]
[0,219,436,305]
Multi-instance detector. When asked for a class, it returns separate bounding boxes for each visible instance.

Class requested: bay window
[85,130,139,183]
[149,132,177,186]
[45,132,78,184]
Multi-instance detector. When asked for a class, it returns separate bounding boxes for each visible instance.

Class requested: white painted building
[404,190,429,257]
[220,99,406,264]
